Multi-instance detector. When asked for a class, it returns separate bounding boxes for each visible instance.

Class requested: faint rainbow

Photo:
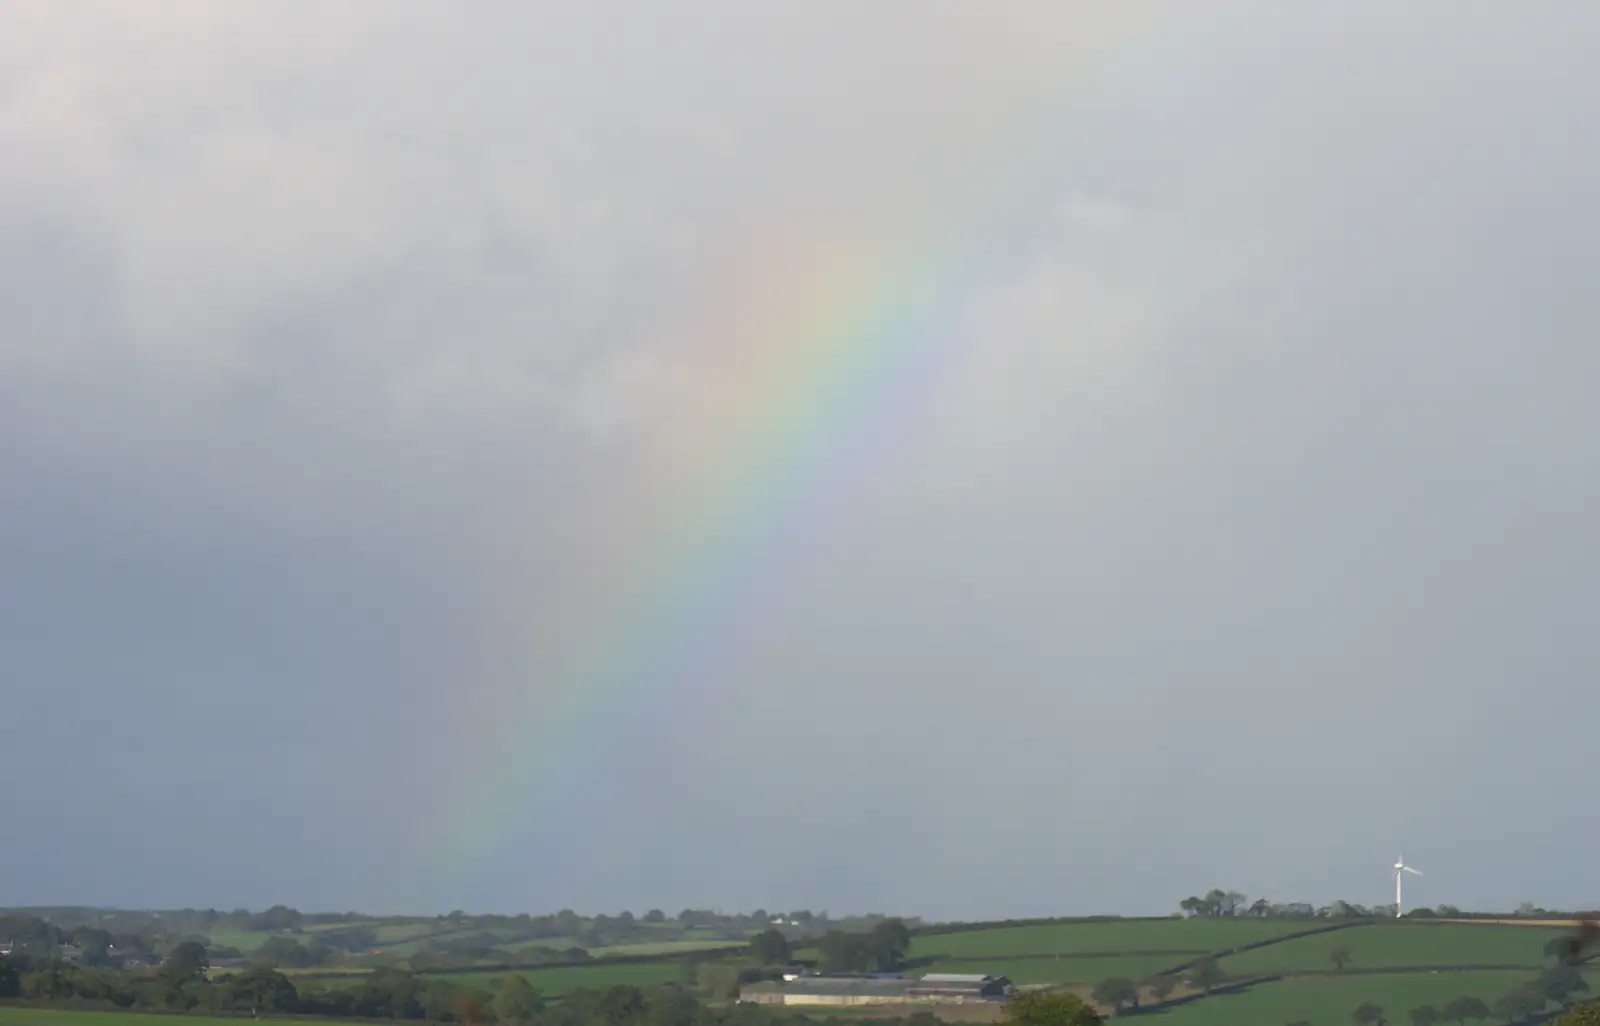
[434,19,1148,878]
[435,222,989,865]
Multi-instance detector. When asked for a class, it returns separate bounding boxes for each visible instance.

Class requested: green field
[435,961,688,993]
[300,959,695,995]
[1151,970,1589,1026]
[201,931,267,953]
[926,955,1182,985]
[1219,922,1566,975]
[587,939,742,957]
[890,919,1338,986]
[914,919,1314,960]
[118,914,1599,1025]
[370,923,450,947]
[206,921,442,956]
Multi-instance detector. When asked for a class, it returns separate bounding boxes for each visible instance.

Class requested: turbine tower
[1394,854,1422,918]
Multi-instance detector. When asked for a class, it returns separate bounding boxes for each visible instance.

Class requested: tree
[1537,966,1591,1007]
[1444,997,1490,1026]
[417,979,466,1022]
[1410,1004,1442,1026]
[1146,975,1177,1003]
[1331,943,1354,972]
[644,910,667,924]
[597,984,647,1024]
[748,929,792,966]
[253,935,316,969]
[867,919,912,970]
[456,995,487,1026]
[1555,1003,1600,1026]
[1353,1004,1387,1026]
[164,941,209,979]
[493,974,544,1022]
[1187,957,1224,995]
[698,966,741,1001]
[0,956,17,1000]
[1004,990,1102,1026]
[1493,989,1542,1024]
[1091,978,1140,1016]
[246,906,303,933]
[817,930,886,973]
[224,967,298,1013]
[647,987,703,1026]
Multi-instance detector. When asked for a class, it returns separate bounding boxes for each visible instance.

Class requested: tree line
[0,909,856,976]
[0,905,912,949]
[2,951,758,1025]
[1177,889,1600,921]
[0,954,1042,1026]
[0,918,918,1024]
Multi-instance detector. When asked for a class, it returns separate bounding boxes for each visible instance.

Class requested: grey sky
[4,2,1600,920]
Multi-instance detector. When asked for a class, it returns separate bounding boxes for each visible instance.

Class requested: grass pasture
[1148,969,1591,1026]
[1219,922,1567,975]
[177,914,1600,1026]
[370,923,448,947]
[434,961,688,994]
[914,919,1317,962]
[587,939,743,957]
[925,955,1182,985]
[899,918,1343,986]
[201,931,265,953]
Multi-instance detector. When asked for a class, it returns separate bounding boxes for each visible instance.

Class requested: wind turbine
[1394,855,1422,918]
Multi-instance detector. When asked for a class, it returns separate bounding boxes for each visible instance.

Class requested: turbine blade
[1403,867,1422,875]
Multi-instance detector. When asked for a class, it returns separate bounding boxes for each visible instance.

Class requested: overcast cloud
[5,2,1600,920]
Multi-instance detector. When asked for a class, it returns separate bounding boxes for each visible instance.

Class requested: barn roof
[782,977,914,996]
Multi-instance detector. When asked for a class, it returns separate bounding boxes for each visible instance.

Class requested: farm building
[907,974,1014,1003]
[740,977,911,1007]
[740,973,1012,1007]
